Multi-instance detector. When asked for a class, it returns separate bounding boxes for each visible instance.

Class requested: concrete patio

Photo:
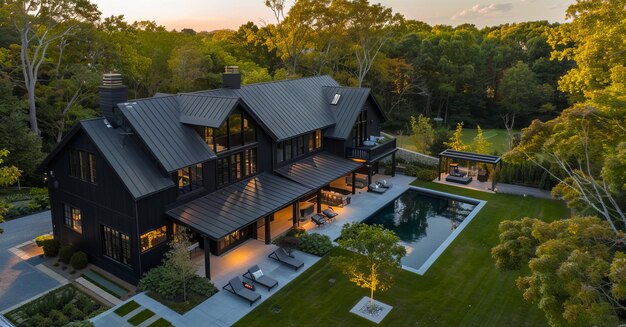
[93,173,415,327]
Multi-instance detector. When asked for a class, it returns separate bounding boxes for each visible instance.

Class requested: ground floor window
[102,225,131,266]
[216,227,252,254]
[140,226,167,252]
[63,204,82,234]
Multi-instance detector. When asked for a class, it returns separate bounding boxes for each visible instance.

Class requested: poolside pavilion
[437,150,502,191]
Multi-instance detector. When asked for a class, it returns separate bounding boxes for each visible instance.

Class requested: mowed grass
[393,128,514,155]
[235,181,568,327]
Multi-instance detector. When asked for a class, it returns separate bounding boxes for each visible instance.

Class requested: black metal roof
[81,119,174,199]
[274,152,362,189]
[324,87,371,140]
[179,94,240,128]
[198,76,340,141]
[439,149,502,164]
[166,172,310,240]
[117,96,217,172]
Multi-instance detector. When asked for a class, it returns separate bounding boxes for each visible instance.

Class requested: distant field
[391,128,513,155]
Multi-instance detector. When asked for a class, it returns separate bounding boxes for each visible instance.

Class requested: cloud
[452,3,514,20]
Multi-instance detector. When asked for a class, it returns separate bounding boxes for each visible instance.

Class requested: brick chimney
[222,66,241,89]
[99,73,128,127]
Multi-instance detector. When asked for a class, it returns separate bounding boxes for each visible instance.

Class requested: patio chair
[369,183,387,194]
[311,214,327,227]
[322,208,338,220]
[377,179,393,188]
[223,276,261,306]
[268,248,304,270]
[243,265,278,291]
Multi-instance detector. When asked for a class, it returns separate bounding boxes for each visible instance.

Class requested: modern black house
[40,67,397,284]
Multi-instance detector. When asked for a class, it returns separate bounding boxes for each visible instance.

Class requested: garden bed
[82,269,130,299]
[146,291,209,315]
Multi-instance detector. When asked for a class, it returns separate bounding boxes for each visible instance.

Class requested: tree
[409,114,434,154]
[491,216,626,327]
[2,0,100,135]
[473,125,491,154]
[167,43,209,92]
[162,239,197,302]
[498,61,543,149]
[0,149,21,188]
[444,122,469,151]
[332,223,406,307]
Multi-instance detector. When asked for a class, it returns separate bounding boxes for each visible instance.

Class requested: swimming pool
[362,187,485,274]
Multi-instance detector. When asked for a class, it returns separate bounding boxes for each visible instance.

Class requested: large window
[275,129,322,164]
[217,148,257,187]
[102,225,131,266]
[177,164,203,195]
[69,149,96,183]
[352,109,367,147]
[195,110,256,153]
[63,204,82,234]
[140,226,167,252]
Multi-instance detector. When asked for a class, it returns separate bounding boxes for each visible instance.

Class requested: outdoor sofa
[445,175,473,184]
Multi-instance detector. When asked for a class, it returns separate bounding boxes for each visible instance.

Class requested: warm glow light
[352,158,366,163]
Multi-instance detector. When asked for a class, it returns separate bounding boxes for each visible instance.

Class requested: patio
[434,172,495,193]
[93,173,414,327]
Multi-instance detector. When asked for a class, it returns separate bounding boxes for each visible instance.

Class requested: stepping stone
[123,306,145,319]
[137,315,161,327]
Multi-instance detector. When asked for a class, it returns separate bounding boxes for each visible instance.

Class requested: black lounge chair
[322,208,338,220]
[243,265,278,291]
[369,183,387,194]
[311,214,327,227]
[377,179,393,188]
[268,248,304,270]
[223,276,261,306]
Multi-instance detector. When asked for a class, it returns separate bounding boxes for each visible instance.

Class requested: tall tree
[2,0,100,135]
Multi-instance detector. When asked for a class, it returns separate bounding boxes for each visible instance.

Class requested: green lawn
[393,128,514,155]
[235,181,568,327]
[114,300,140,317]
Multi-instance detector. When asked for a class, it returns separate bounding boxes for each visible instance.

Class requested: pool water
[362,189,477,271]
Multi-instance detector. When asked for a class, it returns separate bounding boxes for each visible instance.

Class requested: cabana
[437,150,502,191]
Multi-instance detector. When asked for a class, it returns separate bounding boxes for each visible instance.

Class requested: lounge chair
[243,265,278,291]
[311,214,327,227]
[322,208,338,220]
[369,183,387,194]
[377,180,393,188]
[268,248,304,270]
[223,276,261,306]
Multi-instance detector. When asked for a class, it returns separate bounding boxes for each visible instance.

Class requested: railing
[345,138,396,162]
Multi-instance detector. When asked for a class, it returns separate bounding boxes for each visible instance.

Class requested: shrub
[187,276,218,297]
[404,163,438,181]
[59,245,76,264]
[70,251,88,270]
[28,187,50,211]
[298,233,333,256]
[35,234,54,247]
[42,239,60,257]
[277,236,302,255]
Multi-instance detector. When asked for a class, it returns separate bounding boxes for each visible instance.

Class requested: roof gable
[199,75,340,141]
[179,94,240,128]
[118,96,216,172]
[323,87,372,140]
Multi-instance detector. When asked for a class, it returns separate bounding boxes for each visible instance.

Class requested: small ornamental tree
[444,122,469,151]
[162,238,198,302]
[473,125,492,154]
[332,223,406,308]
[410,114,435,154]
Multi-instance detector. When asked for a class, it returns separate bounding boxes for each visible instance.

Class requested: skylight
[331,93,341,105]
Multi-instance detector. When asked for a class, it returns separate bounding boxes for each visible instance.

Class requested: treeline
[0,0,571,184]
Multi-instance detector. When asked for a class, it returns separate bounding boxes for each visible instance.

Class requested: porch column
[492,163,496,191]
[264,215,271,245]
[293,202,299,227]
[367,165,372,187]
[391,152,396,177]
[351,172,356,194]
[316,189,322,213]
[203,236,211,280]
[438,156,442,181]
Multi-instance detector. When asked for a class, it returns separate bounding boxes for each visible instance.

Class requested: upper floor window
[177,163,203,194]
[352,109,367,147]
[140,226,167,252]
[63,204,82,234]
[69,149,96,184]
[217,147,257,188]
[276,129,322,164]
[194,110,256,153]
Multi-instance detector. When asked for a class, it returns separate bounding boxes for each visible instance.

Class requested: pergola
[438,149,502,191]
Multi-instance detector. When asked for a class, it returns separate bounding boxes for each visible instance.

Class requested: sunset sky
[91,0,574,32]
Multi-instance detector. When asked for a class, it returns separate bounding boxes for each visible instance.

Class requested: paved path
[0,211,58,312]
[496,183,552,199]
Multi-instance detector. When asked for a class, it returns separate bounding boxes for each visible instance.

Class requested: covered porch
[436,150,502,192]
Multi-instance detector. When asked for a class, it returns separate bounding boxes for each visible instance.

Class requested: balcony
[345,138,397,163]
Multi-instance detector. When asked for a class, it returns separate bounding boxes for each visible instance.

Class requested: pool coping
[401,186,487,275]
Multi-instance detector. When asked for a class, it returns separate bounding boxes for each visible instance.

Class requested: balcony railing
[345,138,396,162]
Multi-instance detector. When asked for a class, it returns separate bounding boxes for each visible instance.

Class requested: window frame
[63,203,82,234]
[101,225,131,266]
[140,226,167,253]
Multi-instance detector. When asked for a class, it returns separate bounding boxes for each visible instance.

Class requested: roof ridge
[178,93,239,100]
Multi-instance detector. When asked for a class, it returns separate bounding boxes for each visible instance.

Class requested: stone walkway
[496,183,552,199]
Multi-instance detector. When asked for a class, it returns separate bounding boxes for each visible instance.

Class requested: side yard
[235,181,568,327]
